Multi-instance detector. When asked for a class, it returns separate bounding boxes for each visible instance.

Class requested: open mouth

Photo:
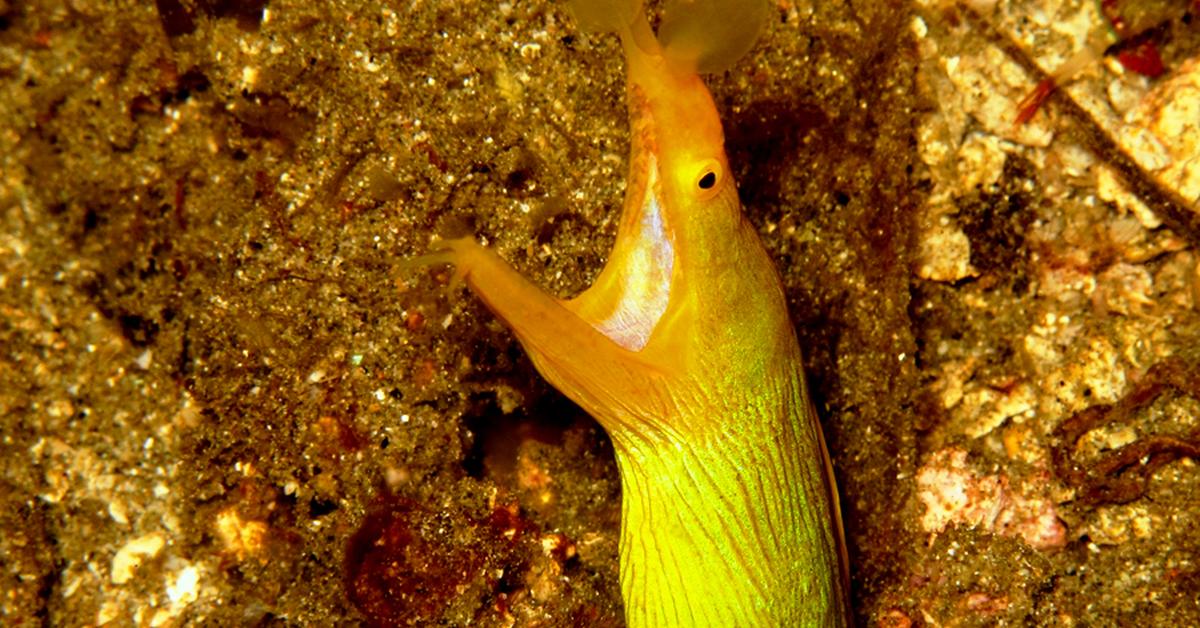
[589,155,675,352]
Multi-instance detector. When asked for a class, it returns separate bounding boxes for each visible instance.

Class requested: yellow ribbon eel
[414,0,849,625]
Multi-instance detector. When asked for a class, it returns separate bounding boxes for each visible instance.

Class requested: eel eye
[694,160,723,198]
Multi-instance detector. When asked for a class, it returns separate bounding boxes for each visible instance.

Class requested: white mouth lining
[591,161,674,352]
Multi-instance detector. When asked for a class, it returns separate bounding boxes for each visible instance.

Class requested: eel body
[417,1,849,625]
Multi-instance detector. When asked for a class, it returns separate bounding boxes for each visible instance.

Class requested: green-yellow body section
[417,1,848,625]
[614,345,843,626]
